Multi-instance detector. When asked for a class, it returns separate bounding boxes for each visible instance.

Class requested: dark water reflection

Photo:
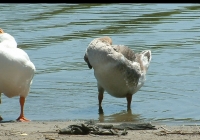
[1,4,200,125]
[98,110,140,123]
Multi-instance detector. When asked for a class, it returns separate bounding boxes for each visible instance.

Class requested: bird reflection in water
[98,109,140,123]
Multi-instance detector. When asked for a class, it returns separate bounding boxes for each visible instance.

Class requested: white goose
[0,28,36,122]
[84,36,151,113]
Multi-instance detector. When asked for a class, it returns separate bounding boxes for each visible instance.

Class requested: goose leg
[98,92,103,108]
[98,92,104,114]
[126,93,132,110]
[0,93,2,121]
[98,85,104,114]
[16,96,30,122]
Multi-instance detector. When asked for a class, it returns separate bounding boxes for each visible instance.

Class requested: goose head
[84,36,113,69]
[0,28,17,48]
[97,36,112,45]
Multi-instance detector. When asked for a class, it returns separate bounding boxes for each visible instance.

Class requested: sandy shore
[1,120,200,140]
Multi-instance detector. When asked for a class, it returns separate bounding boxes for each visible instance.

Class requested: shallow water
[1,4,200,125]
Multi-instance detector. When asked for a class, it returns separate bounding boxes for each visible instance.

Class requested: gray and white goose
[84,36,151,113]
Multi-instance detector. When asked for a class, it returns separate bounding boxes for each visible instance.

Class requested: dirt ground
[1,120,200,140]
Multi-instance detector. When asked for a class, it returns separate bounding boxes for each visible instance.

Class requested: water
[1,4,200,125]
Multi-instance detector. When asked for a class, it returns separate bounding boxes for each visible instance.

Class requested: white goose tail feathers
[139,50,151,72]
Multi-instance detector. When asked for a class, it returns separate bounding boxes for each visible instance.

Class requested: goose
[0,28,36,122]
[84,36,151,113]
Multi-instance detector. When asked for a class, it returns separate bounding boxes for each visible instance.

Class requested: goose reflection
[98,109,140,123]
